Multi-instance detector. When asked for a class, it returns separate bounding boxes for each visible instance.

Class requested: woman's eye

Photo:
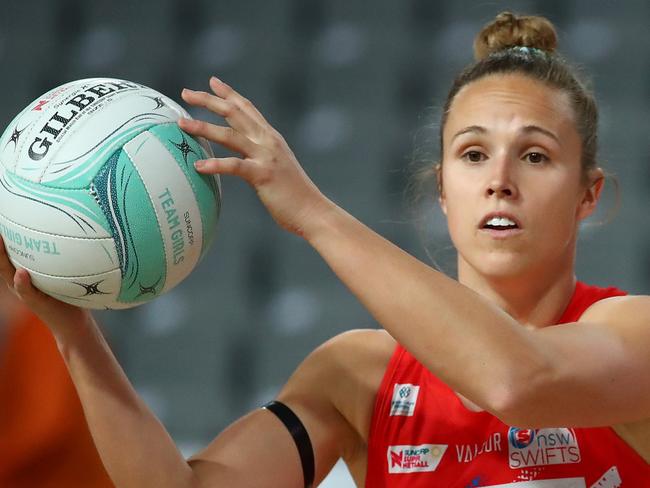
[525,152,548,164]
[462,150,485,163]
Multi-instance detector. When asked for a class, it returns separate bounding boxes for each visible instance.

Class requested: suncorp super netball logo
[387,444,447,474]
[508,427,581,468]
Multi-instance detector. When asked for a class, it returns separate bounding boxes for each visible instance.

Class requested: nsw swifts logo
[508,427,581,468]
[387,444,447,474]
[510,427,536,449]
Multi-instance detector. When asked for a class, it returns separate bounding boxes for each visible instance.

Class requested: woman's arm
[180,77,650,428]
[179,78,541,418]
[305,205,650,428]
[0,239,357,488]
[520,295,650,427]
[47,311,197,488]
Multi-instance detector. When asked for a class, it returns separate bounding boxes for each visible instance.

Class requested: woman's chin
[461,250,536,281]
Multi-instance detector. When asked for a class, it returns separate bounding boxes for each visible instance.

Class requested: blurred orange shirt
[0,308,114,487]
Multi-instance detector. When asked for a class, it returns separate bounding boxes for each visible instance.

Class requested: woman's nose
[486,157,518,199]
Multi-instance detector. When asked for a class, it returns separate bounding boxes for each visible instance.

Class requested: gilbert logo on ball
[0,78,221,309]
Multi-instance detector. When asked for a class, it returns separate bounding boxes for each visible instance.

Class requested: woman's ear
[577,168,605,221]
[436,164,447,215]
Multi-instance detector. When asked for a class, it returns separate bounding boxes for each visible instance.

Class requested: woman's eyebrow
[451,125,560,144]
[521,125,561,144]
[451,125,486,143]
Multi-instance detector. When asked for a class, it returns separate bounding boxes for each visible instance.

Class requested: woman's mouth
[479,215,523,238]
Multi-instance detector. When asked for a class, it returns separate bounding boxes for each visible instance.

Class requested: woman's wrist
[49,311,99,352]
[300,197,346,245]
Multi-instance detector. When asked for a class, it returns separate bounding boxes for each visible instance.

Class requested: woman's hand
[0,236,93,339]
[179,77,335,239]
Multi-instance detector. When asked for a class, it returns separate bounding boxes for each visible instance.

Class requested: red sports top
[366,281,650,487]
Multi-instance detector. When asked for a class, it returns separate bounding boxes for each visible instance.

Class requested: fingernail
[211,76,221,83]
[194,160,205,169]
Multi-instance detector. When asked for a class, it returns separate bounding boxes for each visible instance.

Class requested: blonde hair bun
[473,11,558,61]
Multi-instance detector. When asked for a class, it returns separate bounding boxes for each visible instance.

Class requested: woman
[1,11,649,487]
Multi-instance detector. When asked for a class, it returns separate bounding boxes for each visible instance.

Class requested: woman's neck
[457,255,576,328]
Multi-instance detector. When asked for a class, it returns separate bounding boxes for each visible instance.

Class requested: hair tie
[510,45,547,57]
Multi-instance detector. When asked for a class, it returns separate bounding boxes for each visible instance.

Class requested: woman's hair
[413,11,601,196]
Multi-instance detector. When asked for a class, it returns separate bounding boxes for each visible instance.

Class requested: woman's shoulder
[308,329,397,439]
[316,328,397,368]
[309,329,397,410]
[280,328,397,416]
[579,293,650,323]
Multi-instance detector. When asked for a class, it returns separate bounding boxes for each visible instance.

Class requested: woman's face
[440,73,602,281]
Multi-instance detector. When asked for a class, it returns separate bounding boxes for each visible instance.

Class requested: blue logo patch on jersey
[508,427,536,449]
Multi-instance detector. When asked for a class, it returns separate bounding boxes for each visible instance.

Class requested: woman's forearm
[305,204,547,414]
[53,317,196,488]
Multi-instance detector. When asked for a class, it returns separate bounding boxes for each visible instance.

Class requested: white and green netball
[0,78,220,309]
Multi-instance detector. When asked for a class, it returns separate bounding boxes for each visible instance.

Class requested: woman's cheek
[444,203,472,249]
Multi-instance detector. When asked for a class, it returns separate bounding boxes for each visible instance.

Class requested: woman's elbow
[488,362,554,428]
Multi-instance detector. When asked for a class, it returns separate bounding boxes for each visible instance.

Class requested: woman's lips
[479,227,524,239]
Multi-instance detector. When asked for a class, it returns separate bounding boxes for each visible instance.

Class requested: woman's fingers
[14,268,37,297]
[208,77,270,128]
[0,238,42,306]
[195,157,258,182]
[181,87,264,142]
[14,268,50,304]
[0,236,17,287]
[12,267,84,327]
[178,117,258,157]
[179,77,328,238]
[0,238,48,307]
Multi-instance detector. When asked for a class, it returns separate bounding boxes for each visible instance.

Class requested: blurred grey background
[1,0,649,484]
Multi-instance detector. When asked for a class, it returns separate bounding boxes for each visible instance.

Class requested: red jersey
[366,282,650,487]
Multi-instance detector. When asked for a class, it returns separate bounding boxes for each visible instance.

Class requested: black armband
[262,400,315,488]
